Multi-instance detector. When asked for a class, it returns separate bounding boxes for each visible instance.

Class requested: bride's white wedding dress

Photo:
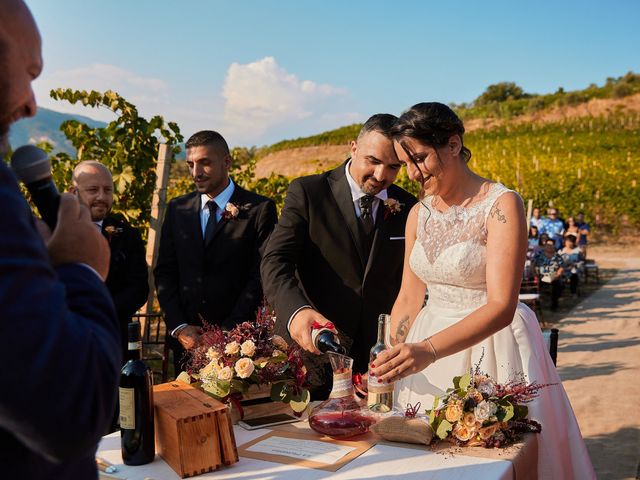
[394,183,595,479]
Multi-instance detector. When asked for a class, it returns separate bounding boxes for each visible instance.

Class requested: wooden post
[145,143,173,314]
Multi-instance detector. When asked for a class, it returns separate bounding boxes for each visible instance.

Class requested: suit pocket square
[389,236,405,241]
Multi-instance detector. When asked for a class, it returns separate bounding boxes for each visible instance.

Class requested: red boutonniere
[383,198,403,220]
[221,202,250,221]
[104,225,123,242]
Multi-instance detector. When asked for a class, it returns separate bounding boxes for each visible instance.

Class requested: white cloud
[221,56,349,143]
[33,63,172,123]
[30,59,361,147]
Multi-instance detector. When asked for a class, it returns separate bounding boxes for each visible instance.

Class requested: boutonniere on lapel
[383,198,403,220]
[221,202,251,221]
[104,225,123,242]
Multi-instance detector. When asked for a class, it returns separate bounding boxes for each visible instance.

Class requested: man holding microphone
[0,1,121,478]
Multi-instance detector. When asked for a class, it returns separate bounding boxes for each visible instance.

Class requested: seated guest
[576,212,591,256]
[534,239,565,310]
[530,206,545,230]
[528,225,540,249]
[541,208,565,250]
[559,234,583,296]
[564,216,580,239]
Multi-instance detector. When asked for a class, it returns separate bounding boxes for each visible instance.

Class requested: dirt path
[557,245,640,479]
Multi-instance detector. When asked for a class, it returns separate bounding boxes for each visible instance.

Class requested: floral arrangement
[426,358,548,448]
[104,225,123,242]
[383,198,403,219]
[221,202,250,220]
[180,308,310,416]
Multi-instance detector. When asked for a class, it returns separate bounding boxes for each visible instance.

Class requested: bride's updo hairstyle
[390,102,472,163]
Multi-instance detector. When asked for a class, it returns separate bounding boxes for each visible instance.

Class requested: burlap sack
[370,416,433,445]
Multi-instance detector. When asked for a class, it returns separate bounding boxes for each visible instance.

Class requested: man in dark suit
[154,130,277,374]
[0,1,120,477]
[71,161,150,358]
[261,114,417,396]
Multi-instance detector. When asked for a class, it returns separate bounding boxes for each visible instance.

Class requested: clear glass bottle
[368,314,394,412]
[308,352,374,438]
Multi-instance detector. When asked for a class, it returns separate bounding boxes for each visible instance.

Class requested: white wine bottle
[367,314,393,412]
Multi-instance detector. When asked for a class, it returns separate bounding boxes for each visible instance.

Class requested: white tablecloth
[98,426,516,480]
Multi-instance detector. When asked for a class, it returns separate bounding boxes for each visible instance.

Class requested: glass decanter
[308,352,374,438]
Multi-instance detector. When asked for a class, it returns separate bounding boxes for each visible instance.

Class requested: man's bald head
[0,0,42,156]
[70,161,114,221]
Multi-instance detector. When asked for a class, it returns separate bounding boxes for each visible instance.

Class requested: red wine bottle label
[119,387,135,429]
[128,341,142,351]
[329,371,354,398]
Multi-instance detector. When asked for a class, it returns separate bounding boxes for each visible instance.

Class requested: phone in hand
[237,413,300,430]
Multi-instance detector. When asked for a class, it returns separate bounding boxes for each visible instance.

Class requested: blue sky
[27,0,640,147]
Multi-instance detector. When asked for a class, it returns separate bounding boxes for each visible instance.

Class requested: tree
[49,89,183,230]
[475,82,526,105]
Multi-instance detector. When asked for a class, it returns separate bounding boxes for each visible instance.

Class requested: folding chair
[519,276,545,326]
[584,259,599,284]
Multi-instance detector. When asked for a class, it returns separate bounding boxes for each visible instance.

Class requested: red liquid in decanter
[308,353,374,439]
[309,408,374,438]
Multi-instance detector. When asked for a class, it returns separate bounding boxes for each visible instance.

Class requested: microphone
[11,145,60,230]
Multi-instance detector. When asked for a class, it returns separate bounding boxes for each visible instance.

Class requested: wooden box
[153,381,238,478]
[229,384,293,424]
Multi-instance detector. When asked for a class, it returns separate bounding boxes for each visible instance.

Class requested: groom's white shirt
[344,160,387,221]
[287,161,389,332]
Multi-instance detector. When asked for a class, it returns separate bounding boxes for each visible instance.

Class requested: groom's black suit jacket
[101,216,149,358]
[261,162,417,376]
[154,183,277,340]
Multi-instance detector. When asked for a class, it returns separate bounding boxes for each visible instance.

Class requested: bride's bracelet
[424,336,437,363]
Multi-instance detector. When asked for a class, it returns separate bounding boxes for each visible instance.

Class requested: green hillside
[460,115,638,230]
[249,73,640,231]
[256,71,640,159]
[9,107,106,155]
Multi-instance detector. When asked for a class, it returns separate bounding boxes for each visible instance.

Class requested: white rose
[477,378,496,396]
[240,340,256,357]
[474,400,498,422]
[271,335,289,351]
[225,203,240,217]
[234,358,255,379]
[225,341,240,355]
[217,366,233,381]
[206,347,220,361]
[200,359,220,379]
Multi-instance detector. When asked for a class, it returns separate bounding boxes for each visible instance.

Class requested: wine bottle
[120,321,155,465]
[368,314,393,413]
[312,327,346,355]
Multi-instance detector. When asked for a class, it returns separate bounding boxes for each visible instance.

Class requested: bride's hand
[370,341,434,384]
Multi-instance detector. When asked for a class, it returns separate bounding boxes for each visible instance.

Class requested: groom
[261,114,417,396]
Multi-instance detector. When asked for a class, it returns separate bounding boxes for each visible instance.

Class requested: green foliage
[257,123,362,158]
[48,88,183,229]
[436,419,453,440]
[475,82,527,106]
[168,146,290,213]
[465,114,640,231]
[460,72,640,121]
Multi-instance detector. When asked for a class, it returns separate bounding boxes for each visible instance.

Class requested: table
[98,424,537,480]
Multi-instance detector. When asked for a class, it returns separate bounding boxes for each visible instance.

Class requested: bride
[371,103,595,479]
